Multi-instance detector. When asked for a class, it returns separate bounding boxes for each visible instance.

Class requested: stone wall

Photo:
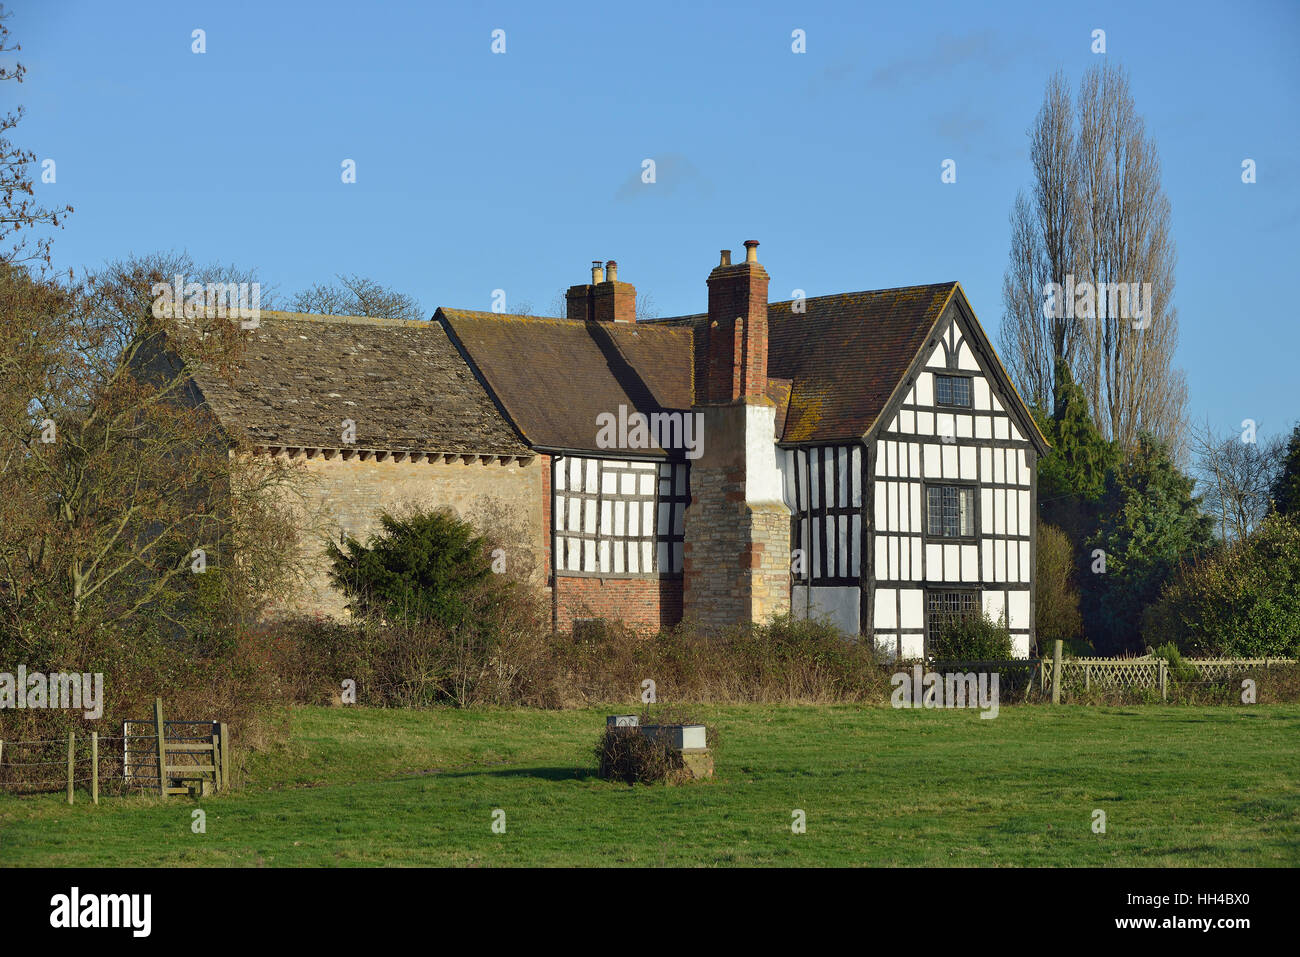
[264,451,545,619]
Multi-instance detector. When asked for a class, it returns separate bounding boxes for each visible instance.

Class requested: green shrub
[327,507,510,629]
[1143,513,1300,658]
[1150,641,1199,682]
[932,611,1014,661]
[1035,521,1083,652]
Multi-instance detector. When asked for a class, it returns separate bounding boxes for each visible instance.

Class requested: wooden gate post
[153,698,168,796]
[1051,640,1063,705]
[1159,659,1168,702]
[91,731,99,805]
[66,731,75,805]
[218,722,230,791]
[210,724,221,791]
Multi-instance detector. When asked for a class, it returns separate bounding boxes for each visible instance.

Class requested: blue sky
[9,0,1299,442]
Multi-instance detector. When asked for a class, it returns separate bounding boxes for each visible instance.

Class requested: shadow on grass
[436,766,603,783]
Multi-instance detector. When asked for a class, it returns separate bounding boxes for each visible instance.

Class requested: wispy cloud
[868,31,1013,90]
[613,153,712,202]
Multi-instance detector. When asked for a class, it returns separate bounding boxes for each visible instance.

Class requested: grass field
[2,703,1298,867]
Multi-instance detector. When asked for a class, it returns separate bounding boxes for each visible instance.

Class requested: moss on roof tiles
[187,311,529,455]
[438,308,694,454]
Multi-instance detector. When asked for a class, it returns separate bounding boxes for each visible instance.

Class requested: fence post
[91,732,99,805]
[153,697,168,797]
[1051,640,1063,705]
[66,731,75,805]
[1084,663,1091,692]
[210,724,221,791]
[1159,659,1168,702]
[218,722,230,792]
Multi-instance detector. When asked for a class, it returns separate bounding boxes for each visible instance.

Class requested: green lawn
[2,703,1298,866]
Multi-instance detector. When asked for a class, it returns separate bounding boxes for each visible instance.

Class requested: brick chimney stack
[593,260,636,323]
[703,240,769,402]
[683,238,789,631]
[566,260,636,323]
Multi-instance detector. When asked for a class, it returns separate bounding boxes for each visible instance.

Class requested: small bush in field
[594,705,715,785]
[932,611,1014,661]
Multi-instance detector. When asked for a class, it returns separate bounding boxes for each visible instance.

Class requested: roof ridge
[257,310,432,328]
[437,308,574,324]
[646,281,960,324]
[438,308,692,334]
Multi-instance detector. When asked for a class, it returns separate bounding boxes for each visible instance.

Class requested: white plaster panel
[874,588,897,628]
[960,447,976,480]
[983,589,1006,624]
[916,372,933,406]
[1008,591,1030,630]
[900,589,924,629]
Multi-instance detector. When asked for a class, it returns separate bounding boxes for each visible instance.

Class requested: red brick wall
[554,575,683,634]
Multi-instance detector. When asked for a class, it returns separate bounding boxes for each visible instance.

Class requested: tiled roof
[656,282,960,443]
[187,311,530,455]
[437,309,694,455]
[193,283,1044,459]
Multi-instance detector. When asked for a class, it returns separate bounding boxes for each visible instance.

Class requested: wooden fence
[929,656,1296,702]
[0,698,228,802]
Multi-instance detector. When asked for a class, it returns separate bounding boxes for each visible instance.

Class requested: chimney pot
[591,260,604,284]
[720,250,731,266]
[744,240,759,263]
[606,260,618,282]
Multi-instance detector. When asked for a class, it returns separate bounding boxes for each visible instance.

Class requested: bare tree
[1190,419,1285,542]
[293,273,424,321]
[1073,63,1185,453]
[0,252,304,639]
[0,6,73,271]
[1000,72,1080,412]
[1000,64,1185,452]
